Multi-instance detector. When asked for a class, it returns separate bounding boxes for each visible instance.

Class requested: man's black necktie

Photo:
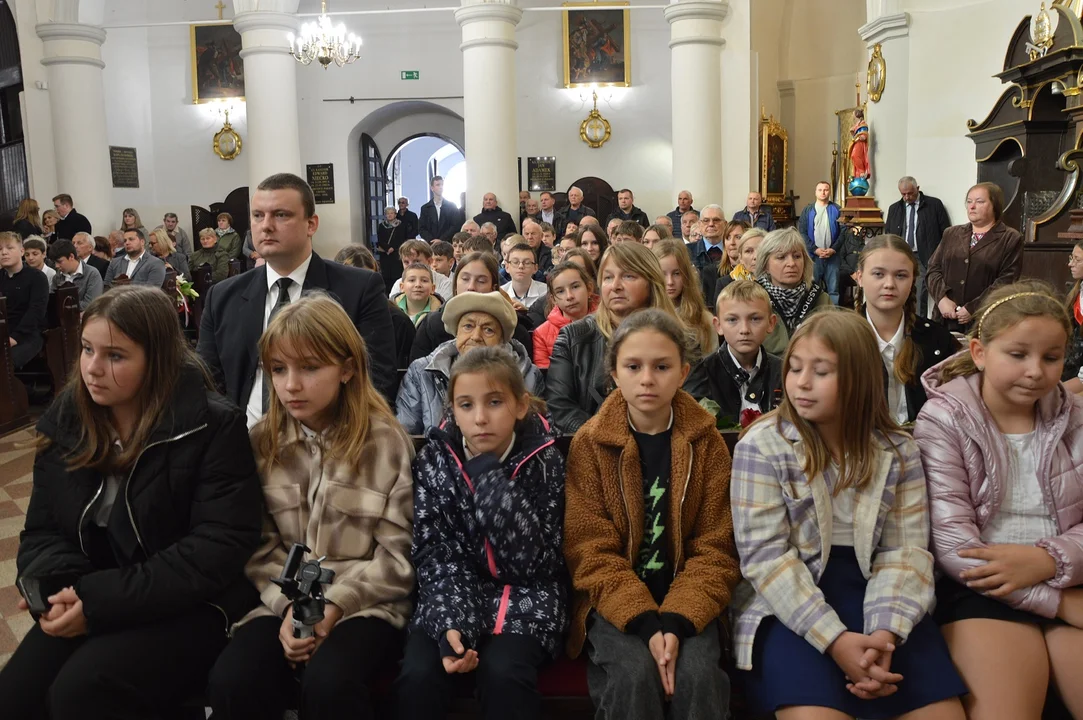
[262,277,294,412]
[907,203,917,251]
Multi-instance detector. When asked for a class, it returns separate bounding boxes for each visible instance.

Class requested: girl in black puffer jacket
[0,285,262,720]
[394,346,567,720]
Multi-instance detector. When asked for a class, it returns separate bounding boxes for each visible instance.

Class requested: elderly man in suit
[197,172,398,428]
[885,176,952,316]
[103,228,167,288]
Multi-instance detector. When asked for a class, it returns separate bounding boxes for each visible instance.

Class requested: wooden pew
[41,284,80,391]
[0,296,30,434]
[162,268,178,298]
[227,259,242,278]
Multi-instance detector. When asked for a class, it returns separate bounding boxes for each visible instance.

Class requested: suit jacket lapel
[302,252,326,292]
[239,267,269,392]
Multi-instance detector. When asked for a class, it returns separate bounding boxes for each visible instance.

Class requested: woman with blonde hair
[755,227,831,354]
[14,199,43,239]
[41,209,60,244]
[118,208,146,236]
[148,227,189,277]
[654,238,718,354]
[547,241,692,432]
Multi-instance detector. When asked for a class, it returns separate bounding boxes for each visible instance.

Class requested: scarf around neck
[381,218,401,229]
[215,227,233,237]
[757,276,821,334]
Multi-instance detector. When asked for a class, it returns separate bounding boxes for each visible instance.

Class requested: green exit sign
[401,70,420,80]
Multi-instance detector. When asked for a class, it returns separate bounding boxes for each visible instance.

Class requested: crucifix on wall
[215,1,226,20]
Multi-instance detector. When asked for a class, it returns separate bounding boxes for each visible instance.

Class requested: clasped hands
[279,601,343,667]
[16,587,86,638]
[937,297,971,324]
[828,630,901,700]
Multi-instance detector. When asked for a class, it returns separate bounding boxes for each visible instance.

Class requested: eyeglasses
[508,260,536,268]
[1070,256,1083,266]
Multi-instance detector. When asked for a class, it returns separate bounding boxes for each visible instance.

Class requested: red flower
[740,408,762,428]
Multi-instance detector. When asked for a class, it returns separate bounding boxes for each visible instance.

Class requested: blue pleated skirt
[737,546,967,719]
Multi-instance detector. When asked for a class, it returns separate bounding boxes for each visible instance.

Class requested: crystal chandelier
[288,0,362,69]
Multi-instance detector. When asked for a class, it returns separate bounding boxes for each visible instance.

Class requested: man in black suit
[52,193,92,241]
[197,172,397,428]
[418,176,463,242]
[396,196,419,240]
[885,176,951,316]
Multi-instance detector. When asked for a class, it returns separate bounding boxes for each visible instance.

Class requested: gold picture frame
[562,2,631,89]
[191,22,246,104]
[867,43,886,103]
[760,113,789,205]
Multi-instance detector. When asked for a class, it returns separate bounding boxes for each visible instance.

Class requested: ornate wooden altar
[967,1,1083,290]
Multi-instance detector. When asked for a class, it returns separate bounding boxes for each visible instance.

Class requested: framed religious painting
[760,113,789,206]
[190,22,246,104]
[562,2,631,88]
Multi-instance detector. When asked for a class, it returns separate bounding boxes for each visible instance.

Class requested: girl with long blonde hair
[653,238,718,354]
[13,198,43,238]
[211,292,415,720]
[732,309,966,720]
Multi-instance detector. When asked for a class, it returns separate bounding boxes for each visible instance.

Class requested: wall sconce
[213,103,242,160]
[580,87,612,149]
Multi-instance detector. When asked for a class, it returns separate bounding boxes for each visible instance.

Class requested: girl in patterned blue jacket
[394,346,568,720]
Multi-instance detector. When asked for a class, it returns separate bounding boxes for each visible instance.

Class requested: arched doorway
[346,101,465,246]
[384,133,466,221]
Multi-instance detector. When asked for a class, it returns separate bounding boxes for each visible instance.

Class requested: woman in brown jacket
[564,309,742,720]
[925,182,1023,332]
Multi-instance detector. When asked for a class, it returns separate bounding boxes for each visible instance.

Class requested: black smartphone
[16,574,78,621]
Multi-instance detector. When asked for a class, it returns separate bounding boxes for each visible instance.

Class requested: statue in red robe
[849,109,871,180]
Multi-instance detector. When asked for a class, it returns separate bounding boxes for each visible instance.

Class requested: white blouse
[981,431,1058,546]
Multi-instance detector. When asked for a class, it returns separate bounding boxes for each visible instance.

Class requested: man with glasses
[51,193,92,241]
[501,242,548,306]
[396,196,419,240]
[885,176,951,316]
[522,219,553,279]
[686,204,729,310]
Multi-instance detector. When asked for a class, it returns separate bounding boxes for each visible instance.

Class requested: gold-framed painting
[760,113,788,205]
[191,22,245,104]
[562,2,631,89]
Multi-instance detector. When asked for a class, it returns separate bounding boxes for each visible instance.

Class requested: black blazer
[418,200,463,242]
[885,192,951,265]
[196,252,398,404]
[54,209,92,242]
[888,316,961,422]
[699,345,784,426]
[396,209,419,240]
[84,254,111,278]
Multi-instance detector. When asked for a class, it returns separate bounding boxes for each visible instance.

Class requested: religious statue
[847,109,872,197]
[849,109,871,181]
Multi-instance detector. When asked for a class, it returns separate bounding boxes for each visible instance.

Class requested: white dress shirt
[62,260,85,284]
[501,279,548,308]
[541,209,555,226]
[728,346,764,413]
[245,254,313,429]
[868,311,908,424]
[125,250,146,277]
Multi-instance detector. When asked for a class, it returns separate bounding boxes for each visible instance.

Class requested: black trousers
[208,614,400,720]
[394,630,548,720]
[11,334,43,369]
[0,605,226,720]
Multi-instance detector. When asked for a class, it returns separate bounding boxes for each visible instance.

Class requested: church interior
[2,1,1083,718]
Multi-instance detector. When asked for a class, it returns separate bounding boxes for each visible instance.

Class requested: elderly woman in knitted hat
[395,291,545,434]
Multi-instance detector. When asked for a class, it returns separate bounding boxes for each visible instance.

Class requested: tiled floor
[0,428,38,670]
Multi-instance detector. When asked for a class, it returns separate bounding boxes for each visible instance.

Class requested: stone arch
[345,100,464,243]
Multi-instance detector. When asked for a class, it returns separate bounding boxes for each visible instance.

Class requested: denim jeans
[814,252,841,305]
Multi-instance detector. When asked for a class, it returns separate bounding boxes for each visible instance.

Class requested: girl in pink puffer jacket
[914,281,1083,720]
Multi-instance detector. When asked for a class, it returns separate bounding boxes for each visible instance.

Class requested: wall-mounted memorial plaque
[307,163,335,205]
[109,146,139,189]
[527,157,556,192]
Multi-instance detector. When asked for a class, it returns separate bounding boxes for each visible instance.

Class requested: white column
[35,22,111,232]
[858,12,910,200]
[233,5,301,189]
[666,0,727,207]
[455,0,522,220]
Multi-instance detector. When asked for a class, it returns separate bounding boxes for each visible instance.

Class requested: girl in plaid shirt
[730,309,966,720]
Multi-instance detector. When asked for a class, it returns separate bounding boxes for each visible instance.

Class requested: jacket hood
[426,407,558,464]
[425,338,535,380]
[38,362,212,450]
[921,351,1073,435]
[586,387,717,448]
